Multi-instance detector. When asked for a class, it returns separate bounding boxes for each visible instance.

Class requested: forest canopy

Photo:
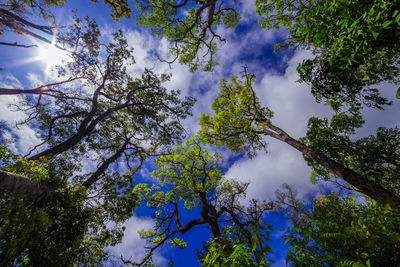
[0,0,399,266]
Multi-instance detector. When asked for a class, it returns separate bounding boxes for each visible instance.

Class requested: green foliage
[134,135,223,218]
[278,190,400,266]
[199,73,273,157]
[197,220,273,267]
[0,146,124,265]
[0,145,50,183]
[151,136,223,207]
[130,0,240,71]
[255,0,400,110]
[0,16,195,264]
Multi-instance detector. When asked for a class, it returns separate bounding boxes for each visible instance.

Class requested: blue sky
[1,1,400,266]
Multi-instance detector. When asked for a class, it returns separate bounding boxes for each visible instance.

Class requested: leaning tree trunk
[265,123,400,205]
[0,170,55,202]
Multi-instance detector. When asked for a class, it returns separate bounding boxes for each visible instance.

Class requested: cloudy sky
[1,0,399,266]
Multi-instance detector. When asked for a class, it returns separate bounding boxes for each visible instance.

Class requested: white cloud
[0,74,43,155]
[106,216,167,266]
[225,140,314,201]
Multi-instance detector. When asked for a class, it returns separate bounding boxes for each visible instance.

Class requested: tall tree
[255,0,400,110]
[198,70,400,205]
[1,17,194,193]
[130,136,274,266]
[275,185,400,266]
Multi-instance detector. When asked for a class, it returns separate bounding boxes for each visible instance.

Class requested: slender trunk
[0,8,53,35]
[0,170,54,201]
[265,124,400,205]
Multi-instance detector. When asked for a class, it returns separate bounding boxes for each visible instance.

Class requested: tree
[275,185,400,266]
[1,16,194,191]
[198,70,400,205]
[85,0,241,71]
[255,0,400,110]
[130,136,274,266]
[133,0,240,71]
[0,17,195,263]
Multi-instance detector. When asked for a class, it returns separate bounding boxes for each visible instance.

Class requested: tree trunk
[265,124,400,205]
[199,193,221,237]
[0,170,55,201]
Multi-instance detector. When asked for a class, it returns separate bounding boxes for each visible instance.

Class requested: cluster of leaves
[256,0,400,110]
[89,0,131,20]
[197,221,273,267]
[199,73,273,157]
[277,188,400,266]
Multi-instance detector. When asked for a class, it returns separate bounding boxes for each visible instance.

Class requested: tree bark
[0,170,55,201]
[265,123,400,205]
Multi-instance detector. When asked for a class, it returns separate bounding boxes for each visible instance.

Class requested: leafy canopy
[276,186,400,267]
[256,0,400,110]
[133,0,241,71]
[199,71,400,205]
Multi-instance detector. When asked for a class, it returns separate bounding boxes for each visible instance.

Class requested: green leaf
[382,20,392,29]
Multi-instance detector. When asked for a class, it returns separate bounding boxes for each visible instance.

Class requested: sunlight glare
[37,44,70,68]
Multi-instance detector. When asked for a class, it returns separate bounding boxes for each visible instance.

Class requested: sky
[1,1,399,266]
